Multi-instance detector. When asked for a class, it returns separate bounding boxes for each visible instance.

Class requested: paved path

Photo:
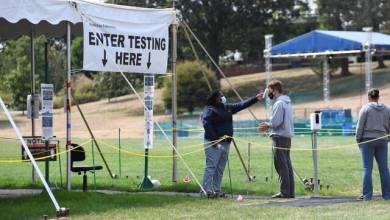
[0,189,376,207]
[0,189,42,198]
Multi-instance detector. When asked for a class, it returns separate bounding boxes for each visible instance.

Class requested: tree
[95,72,144,102]
[178,0,311,75]
[342,0,390,68]
[5,58,31,111]
[162,61,219,113]
[0,36,49,110]
[71,36,96,78]
[0,35,69,110]
[107,0,313,79]
[317,0,353,76]
[318,0,390,71]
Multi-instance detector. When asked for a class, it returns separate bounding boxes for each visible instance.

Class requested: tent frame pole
[30,26,36,183]
[66,22,72,191]
[264,34,273,117]
[363,27,373,93]
[171,14,178,184]
[264,34,273,180]
[323,56,330,104]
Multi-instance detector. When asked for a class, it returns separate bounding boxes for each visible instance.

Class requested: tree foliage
[108,0,315,77]
[178,0,313,68]
[0,36,48,110]
[317,0,390,71]
[95,72,144,102]
[162,61,219,113]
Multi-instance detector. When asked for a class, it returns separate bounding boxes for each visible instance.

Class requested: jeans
[272,136,294,197]
[202,141,230,193]
[359,138,390,200]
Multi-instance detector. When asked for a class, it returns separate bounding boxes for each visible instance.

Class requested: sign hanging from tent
[82,15,170,74]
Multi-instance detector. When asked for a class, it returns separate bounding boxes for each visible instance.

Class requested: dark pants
[272,136,294,197]
[359,138,390,200]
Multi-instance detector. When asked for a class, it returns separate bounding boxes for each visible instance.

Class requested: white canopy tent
[0,0,177,215]
[0,0,175,40]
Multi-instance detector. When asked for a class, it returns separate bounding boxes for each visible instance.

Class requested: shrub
[95,72,143,102]
[162,61,219,113]
[53,74,99,108]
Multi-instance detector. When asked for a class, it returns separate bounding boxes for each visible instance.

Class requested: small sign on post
[21,137,58,161]
[27,94,40,119]
[140,74,155,189]
[41,84,54,140]
[144,74,154,149]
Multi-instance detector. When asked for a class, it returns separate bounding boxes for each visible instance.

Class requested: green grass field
[1,133,390,219]
[2,191,390,220]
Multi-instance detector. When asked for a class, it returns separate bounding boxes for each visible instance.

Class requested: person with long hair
[201,90,262,198]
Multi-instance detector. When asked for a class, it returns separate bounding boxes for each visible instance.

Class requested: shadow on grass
[0,190,198,220]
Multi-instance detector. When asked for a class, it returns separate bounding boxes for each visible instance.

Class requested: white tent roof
[0,0,176,40]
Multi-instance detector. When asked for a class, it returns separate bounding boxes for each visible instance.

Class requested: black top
[201,96,258,143]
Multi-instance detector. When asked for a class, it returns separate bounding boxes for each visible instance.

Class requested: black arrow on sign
[147,52,151,69]
[102,49,108,67]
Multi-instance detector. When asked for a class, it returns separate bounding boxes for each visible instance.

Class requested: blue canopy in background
[270,30,390,57]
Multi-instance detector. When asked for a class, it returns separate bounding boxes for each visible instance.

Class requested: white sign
[22,136,58,161]
[27,94,40,119]
[41,84,54,140]
[144,74,154,149]
[82,16,169,74]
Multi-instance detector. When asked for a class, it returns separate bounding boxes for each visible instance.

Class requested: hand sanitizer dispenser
[310,111,322,131]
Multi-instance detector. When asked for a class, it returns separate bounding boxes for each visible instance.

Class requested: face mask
[220,96,227,104]
[268,92,274,100]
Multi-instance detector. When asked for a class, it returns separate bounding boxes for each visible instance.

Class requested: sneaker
[356,195,364,201]
[271,193,294,199]
[215,192,227,198]
[271,193,283,199]
[357,195,371,201]
[207,191,216,199]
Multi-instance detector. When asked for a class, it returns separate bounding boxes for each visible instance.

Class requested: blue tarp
[270,30,390,56]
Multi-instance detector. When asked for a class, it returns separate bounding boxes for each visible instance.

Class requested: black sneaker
[215,192,227,198]
[271,193,294,199]
[271,193,283,199]
[207,191,216,199]
[357,195,372,201]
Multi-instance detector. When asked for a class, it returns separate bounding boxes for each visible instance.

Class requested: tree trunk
[377,55,387,69]
[340,58,351,76]
[207,34,221,80]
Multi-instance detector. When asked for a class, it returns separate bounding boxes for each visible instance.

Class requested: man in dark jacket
[201,90,262,198]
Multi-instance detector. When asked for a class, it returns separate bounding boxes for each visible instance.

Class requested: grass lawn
[2,191,390,220]
[0,134,390,219]
[222,64,390,104]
